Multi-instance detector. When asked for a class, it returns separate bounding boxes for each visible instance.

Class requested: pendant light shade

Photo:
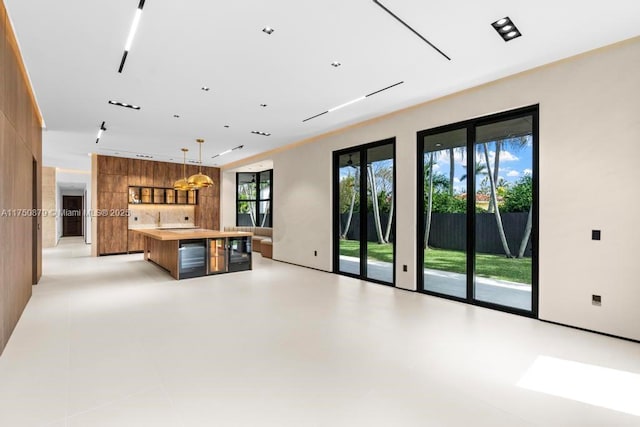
[174,148,192,190]
[188,139,214,188]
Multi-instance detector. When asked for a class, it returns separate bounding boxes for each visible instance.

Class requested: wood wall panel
[127,159,141,186]
[0,0,42,355]
[98,174,127,193]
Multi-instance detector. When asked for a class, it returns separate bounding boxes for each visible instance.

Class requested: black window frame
[236,169,273,227]
[417,105,539,318]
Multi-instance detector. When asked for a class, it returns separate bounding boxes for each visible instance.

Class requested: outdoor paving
[339,256,532,311]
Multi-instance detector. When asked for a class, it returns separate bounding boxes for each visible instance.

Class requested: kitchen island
[135,228,253,279]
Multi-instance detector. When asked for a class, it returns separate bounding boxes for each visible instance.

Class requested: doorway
[333,138,396,286]
[62,196,84,237]
[418,106,538,316]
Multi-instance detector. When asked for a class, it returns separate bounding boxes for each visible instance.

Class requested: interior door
[62,196,83,237]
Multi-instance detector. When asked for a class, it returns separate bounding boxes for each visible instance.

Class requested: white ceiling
[6,0,640,171]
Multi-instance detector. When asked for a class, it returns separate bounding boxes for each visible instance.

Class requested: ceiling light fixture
[187,139,214,188]
[201,86,210,91]
[492,17,521,41]
[95,121,107,144]
[372,0,450,60]
[136,154,153,159]
[211,145,244,159]
[224,125,230,128]
[118,0,146,73]
[302,81,404,122]
[260,104,268,107]
[262,26,275,35]
[331,62,342,67]
[108,100,141,110]
[173,148,192,191]
[173,114,180,118]
[251,131,271,136]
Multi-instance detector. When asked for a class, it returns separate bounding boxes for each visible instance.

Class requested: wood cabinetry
[97,156,128,255]
[128,230,144,252]
[96,155,221,255]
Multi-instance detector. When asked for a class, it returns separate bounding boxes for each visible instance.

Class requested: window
[418,105,538,316]
[236,170,272,227]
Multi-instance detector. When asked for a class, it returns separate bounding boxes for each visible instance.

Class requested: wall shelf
[128,186,198,205]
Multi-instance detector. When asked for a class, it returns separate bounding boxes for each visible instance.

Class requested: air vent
[108,100,141,110]
[251,131,271,136]
[372,0,450,60]
[492,17,521,41]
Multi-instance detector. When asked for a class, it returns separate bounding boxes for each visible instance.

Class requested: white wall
[222,37,640,341]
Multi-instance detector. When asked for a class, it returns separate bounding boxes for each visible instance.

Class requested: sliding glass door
[334,139,395,286]
[422,128,468,298]
[418,106,538,316]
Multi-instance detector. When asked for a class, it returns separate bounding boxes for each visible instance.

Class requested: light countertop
[134,228,253,241]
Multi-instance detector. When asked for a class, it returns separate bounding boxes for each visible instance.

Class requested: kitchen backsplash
[128,205,196,229]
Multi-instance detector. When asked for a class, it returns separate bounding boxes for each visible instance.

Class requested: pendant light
[173,148,192,190]
[188,139,214,188]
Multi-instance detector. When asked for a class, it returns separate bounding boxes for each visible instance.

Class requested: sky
[427,137,533,193]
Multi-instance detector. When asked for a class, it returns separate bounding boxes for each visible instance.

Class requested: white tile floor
[1,237,639,426]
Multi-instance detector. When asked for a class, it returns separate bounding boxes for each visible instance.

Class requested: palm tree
[518,205,533,258]
[460,161,488,181]
[367,164,386,244]
[481,143,512,257]
[339,172,358,239]
[424,153,435,249]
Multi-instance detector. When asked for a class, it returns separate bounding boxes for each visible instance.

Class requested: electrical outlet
[403,264,407,272]
[134,217,138,221]
[314,250,317,257]
[185,216,189,221]
[592,294,602,306]
[592,230,601,240]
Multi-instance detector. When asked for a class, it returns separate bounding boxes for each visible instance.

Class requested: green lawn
[339,240,531,284]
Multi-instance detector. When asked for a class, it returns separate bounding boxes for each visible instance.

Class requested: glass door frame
[333,138,396,286]
[417,105,539,318]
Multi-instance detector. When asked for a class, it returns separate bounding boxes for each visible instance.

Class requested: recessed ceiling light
[201,86,210,91]
[108,100,141,110]
[331,62,342,67]
[136,154,153,159]
[173,114,180,118]
[262,27,275,35]
[491,17,522,42]
[118,0,146,73]
[260,104,268,107]
[251,131,271,136]
[224,125,230,128]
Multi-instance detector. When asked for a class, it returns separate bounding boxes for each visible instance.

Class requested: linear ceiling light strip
[302,111,329,123]
[365,81,404,97]
[372,0,450,61]
[302,81,404,123]
[95,121,107,144]
[212,145,244,159]
[118,0,146,73]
